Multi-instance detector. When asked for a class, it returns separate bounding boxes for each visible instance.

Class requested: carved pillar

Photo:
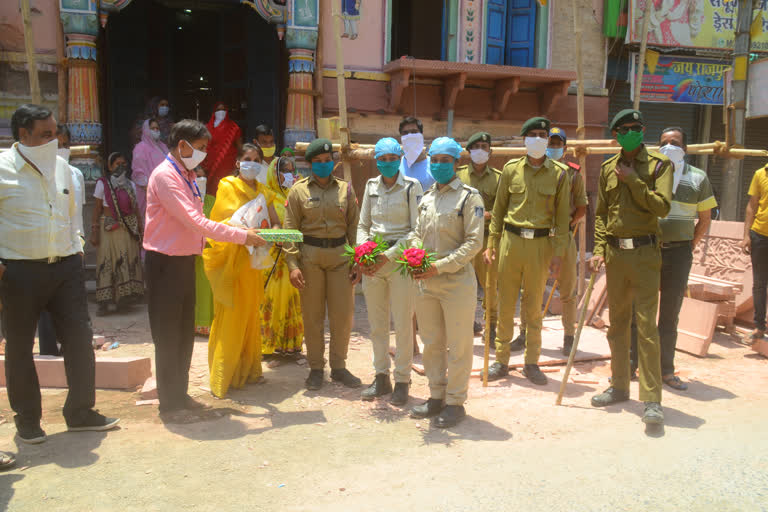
[283,0,319,148]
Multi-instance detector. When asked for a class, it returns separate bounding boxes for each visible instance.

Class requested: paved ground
[1,296,767,511]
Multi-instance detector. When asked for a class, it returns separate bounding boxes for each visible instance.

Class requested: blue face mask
[311,161,334,178]
[429,161,455,184]
[546,147,564,161]
[377,160,400,178]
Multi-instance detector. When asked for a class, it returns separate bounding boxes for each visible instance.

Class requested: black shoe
[435,405,466,428]
[522,364,548,385]
[305,369,324,390]
[390,382,409,406]
[473,321,483,334]
[562,335,574,357]
[66,410,120,432]
[0,452,15,472]
[485,362,509,382]
[330,368,362,388]
[591,386,630,407]
[410,398,445,418]
[361,374,392,401]
[509,333,526,352]
[642,402,664,425]
[14,417,46,444]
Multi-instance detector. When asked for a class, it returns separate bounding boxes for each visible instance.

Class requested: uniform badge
[633,113,639,119]
[540,122,546,128]
[474,206,484,218]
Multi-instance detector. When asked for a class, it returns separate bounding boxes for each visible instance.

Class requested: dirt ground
[1,295,767,511]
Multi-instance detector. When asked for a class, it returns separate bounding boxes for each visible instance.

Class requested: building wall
[549,0,606,91]
[319,0,387,71]
[0,0,60,53]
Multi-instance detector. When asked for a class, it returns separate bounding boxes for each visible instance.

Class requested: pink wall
[320,0,387,71]
[0,0,60,54]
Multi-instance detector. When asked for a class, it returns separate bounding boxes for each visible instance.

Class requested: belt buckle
[618,238,635,250]
[47,256,58,264]
[520,228,535,239]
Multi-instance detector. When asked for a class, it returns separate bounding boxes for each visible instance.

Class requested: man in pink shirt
[143,119,265,415]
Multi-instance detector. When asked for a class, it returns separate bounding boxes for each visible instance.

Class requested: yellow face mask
[262,146,276,158]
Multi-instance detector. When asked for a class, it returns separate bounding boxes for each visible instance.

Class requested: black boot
[562,335,574,357]
[361,374,392,401]
[509,332,526,351]
[473,321,483,334]
[330,368,362,388]
[435,405,466,428]
[591,386,630,407]
[488,322,496,348]
[305,369,324,390]
[484,361,509,381]
[522,364,547,385]
[410,398,445,418]
[390,382,409,406]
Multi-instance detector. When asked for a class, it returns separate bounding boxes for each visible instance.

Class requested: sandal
[0,452,16,471]
[663,375,688,391]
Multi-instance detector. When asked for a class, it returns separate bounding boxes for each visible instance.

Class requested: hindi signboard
[631,53,728,105]
[628,0,768,52]
[748,58,768,118]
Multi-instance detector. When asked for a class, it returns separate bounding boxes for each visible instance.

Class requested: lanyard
[166,156,202,201]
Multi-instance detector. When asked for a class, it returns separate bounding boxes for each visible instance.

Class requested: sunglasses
[616,124,643,135]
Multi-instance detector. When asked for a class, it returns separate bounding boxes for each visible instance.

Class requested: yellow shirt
[748,165,768,237]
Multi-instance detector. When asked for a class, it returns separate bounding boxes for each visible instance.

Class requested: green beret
[610,109,644,131]
[304,138,333,161]
[520,117,550,136]
[466,131,492,150]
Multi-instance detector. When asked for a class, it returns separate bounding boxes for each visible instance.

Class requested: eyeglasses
[616,125,643,135]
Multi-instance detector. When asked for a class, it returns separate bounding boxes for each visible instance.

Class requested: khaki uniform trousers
[415,265,477,406]
[362,260,416,383]
[473,238,498,323]
[299,244,354,370]
[519,233,578,336]
[495,232,553,366]
[605,243,662,402]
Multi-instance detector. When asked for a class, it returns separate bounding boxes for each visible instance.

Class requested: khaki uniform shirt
[357,173,423,260]
[488,157,571,256]
[283,174,359,271]
[567,163,589,216]
[412,177,484,275]
[455,164,501,232]
[593,146,673,257]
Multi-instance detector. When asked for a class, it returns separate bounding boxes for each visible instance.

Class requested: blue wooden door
[486,0,507,65]
[506,0,536,67]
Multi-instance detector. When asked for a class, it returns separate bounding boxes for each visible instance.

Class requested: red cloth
[202,109,241,196]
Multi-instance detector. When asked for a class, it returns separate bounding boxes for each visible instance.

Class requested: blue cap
[374,137,403,159]
[428,137,462,159]
[549,127,567,143]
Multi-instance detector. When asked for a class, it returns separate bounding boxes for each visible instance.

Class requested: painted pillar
[283,0,319,148]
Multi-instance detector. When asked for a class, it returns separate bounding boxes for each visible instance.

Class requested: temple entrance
[103,0,286,157]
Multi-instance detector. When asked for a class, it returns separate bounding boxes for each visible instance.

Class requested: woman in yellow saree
[262,151,305,356]
[203,144,280,398]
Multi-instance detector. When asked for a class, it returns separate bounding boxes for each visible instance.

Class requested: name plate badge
[520,228,535,239]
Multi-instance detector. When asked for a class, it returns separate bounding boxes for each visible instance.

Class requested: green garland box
[259,229,304,243]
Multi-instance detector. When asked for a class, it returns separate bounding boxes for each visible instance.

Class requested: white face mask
[57,147,71,163]
[239,161,268,184]
[158,105,169,117]
[281,172,295,188]
[469,148,490,165]
[179,140,207,171]
[524,136,548,160]
[18,139,59,176]
[195,176,207,196]
[659,143,686,193]
[213,109,227,127]
[150,129,161,141]
[401,132,425,165]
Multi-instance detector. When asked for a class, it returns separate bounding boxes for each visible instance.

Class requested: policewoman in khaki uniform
[484,117,570,385]
[455,131,501,340]
[589,109,673,426]
[409,137,484,428]
[284,139,362,391]
[357,137,423,405]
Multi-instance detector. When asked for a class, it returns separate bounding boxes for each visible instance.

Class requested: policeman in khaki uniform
[357,137,423,405]
[589,109,673,426]
[409,137,484,428]
[484,117,570,386]
[517,128,588,355]
[455,132,501,340]
[284,138,362,391]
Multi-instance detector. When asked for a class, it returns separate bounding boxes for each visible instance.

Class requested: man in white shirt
[37,123,86,356]
[0,104,119,444]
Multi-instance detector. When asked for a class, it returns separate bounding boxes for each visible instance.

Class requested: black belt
[660,240,692,249]
[383,239,400,248]
[2,254,76,265]
[606,235,656,250]
[303,235,347,248]
[504,223,550,239]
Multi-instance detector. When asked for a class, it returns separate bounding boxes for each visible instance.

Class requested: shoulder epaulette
[567,161,581,172]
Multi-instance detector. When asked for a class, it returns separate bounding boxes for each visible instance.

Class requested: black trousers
[751,230,768,331]
[145,251,196,412]
[0,254,95,425]
[37,310,61,356]
[630,242,693,376]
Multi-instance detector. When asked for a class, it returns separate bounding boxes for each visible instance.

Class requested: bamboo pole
[56,3,67,122]
[21,0,42,104]
[314,0,324,122]
[572,0,587,295]
[331,3,352,182]
[633,0,653,110]
[556,272,596,406]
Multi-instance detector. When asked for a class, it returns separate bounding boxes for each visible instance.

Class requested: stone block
[0,356,151,389]
[675,298,719,357]
[140,376,158,400]
[752,339,768,358]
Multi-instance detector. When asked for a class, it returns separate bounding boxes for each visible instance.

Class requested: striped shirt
[659,163,717,243]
